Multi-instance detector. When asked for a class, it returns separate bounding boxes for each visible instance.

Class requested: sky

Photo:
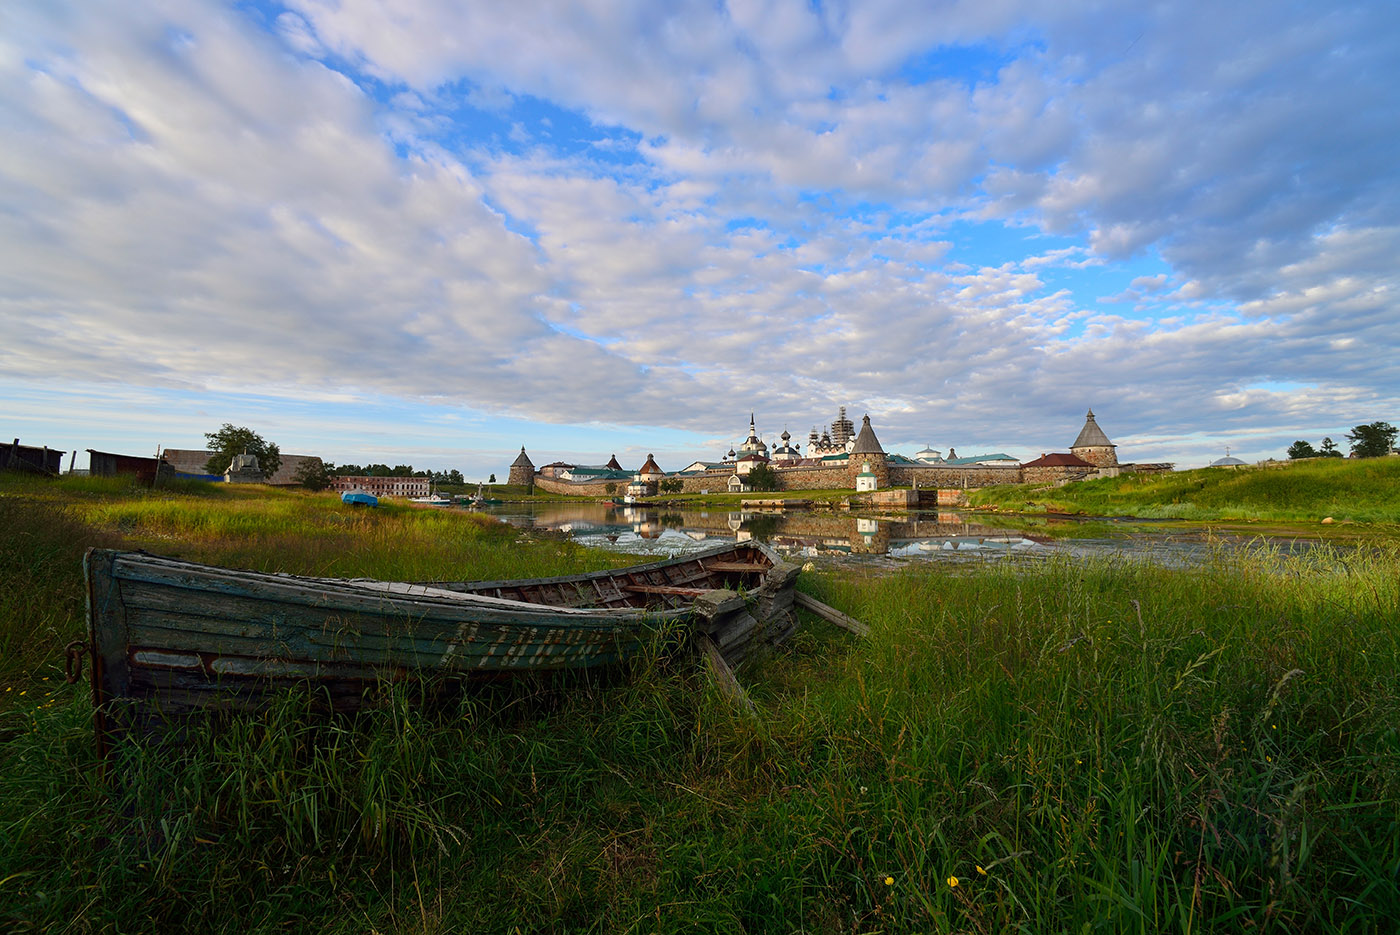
[3,0,1398,479]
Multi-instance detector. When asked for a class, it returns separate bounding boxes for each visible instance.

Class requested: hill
[970,456,1400,524]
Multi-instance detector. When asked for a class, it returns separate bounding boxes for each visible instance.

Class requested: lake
[465,501,1331,567]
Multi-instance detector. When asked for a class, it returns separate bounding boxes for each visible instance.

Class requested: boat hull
[82,542,798,746]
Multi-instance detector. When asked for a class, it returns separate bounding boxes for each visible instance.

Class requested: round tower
[1069,409,1118,468]
[508,446,535,488]
[846,414,889,489]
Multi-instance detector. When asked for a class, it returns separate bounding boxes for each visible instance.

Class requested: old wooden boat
[80,542,798,745]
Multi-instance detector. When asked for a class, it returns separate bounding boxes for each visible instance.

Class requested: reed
[1,479,1396,932]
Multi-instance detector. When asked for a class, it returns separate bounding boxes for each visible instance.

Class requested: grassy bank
[971,457,1400,525]
[2,477,1398,932]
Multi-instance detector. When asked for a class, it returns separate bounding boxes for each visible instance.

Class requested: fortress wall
[1021,465,1097,486]
[887,464,1024,488]
[532,476,619,497]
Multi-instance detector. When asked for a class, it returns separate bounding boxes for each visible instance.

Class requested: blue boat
[341,491,378,507]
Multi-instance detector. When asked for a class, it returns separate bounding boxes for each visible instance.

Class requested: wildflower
[860,786,867,794]
[947,876,959,888]
[884,876,894,886]
[1266,756,1272,762]
[976,866,987,876]
[1272,724,1277,730]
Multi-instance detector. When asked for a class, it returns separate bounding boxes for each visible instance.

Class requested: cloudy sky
[3,0,1397,477]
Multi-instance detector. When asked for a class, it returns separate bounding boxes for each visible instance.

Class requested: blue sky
[3,0,1398,479]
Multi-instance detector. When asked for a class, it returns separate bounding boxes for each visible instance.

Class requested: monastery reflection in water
[474,501,1049,560]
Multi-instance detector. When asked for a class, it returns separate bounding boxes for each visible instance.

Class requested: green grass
[972,457,1400,525]
[2,476,1398,932]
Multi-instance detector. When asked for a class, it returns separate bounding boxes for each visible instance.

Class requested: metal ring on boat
[64,641,87,684]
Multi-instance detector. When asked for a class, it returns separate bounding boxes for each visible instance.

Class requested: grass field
[971,457,1400,526]
[2,474,1398,932]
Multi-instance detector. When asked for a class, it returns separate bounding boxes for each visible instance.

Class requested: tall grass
[1,480,1397,932]
[973,457,1400,525]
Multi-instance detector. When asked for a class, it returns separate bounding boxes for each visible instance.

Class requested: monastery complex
[512,408,1173,496]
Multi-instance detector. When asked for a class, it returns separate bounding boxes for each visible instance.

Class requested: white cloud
[2,0,1398,468]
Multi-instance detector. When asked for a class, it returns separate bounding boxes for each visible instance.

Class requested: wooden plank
[697,634,756,717]
[620,584,709,597]
[794,591,870,637]
[703,561,770,573]
[85,549,129,759]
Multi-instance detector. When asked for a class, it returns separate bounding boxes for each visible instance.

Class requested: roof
[1211,456,1247,467]
[510,446,534,469]
[849,414,884,455]
[946,453,1020,465]
[1071,409,1115,449]
[565,466,630,479]
[158,447,318,484]
[1022,452,1094,468]
[605,454,623,470]
[638,453,664,475]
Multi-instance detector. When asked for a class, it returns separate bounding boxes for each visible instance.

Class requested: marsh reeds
[1,477,1397,932]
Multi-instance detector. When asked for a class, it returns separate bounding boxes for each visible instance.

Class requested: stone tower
[508,446,535,488]
[846,414,889,489]
[1070,410,1118,468]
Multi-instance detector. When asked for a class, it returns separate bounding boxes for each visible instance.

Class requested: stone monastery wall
[888,464,1023,488]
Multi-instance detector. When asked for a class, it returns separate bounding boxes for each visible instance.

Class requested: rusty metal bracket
[64,640,88,684]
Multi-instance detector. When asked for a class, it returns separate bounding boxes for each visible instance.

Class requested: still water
[465,502,1328,567]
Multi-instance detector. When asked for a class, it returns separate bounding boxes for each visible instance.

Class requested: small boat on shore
[340,491,378,507]
[79,542,799,748]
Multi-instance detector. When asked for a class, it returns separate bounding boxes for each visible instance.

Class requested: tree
[1319,437,1343,458]
[1287,440,1317,460]
[204,424,281,478]
[746,463,779,492]
[1346,421,1398,458]
[659,478,683,494]
[292,457,331,491]
[488,474,496,484]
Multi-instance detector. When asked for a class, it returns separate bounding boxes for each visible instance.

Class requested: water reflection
[461,501,1324,566]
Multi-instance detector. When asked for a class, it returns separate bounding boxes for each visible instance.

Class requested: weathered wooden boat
[80,542,799,746]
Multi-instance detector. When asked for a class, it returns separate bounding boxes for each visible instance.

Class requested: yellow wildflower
[884,876,894,886]
[947,876,959,888]
[976,866,987,876]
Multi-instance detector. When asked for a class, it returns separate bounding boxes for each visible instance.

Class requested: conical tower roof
[639,453,663,476]
[1071,410,1114,449]
[606,454,622,471]
[850,414,884,455]
[511,446,534,469]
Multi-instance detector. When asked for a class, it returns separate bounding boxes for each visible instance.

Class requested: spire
[850,414,885,455]
[1071,409,1115,449]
